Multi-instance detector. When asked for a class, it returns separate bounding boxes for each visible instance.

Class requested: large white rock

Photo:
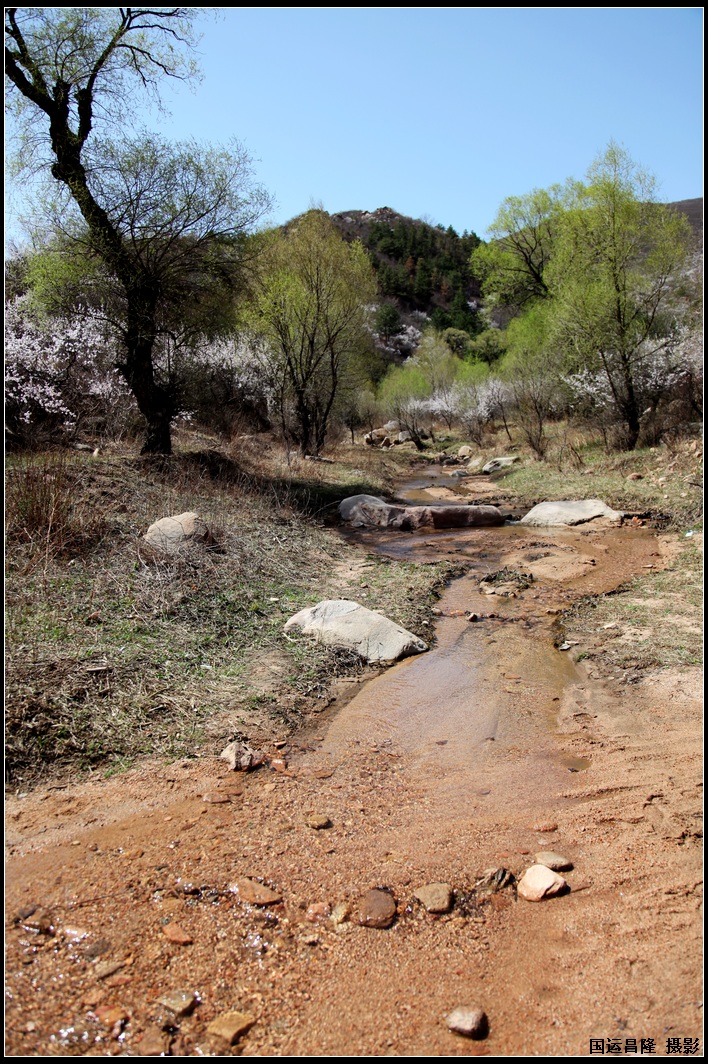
[519,499,623,527]
[482,456,520,474]
[284,600,427,664]
[144,511,210,552]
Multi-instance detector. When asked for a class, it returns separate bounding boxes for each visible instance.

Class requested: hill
[329,207,484,335]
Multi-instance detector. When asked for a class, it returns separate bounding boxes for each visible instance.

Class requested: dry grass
[4,440,452,787]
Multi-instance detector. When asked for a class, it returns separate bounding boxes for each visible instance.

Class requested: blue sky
[5,7,704,242]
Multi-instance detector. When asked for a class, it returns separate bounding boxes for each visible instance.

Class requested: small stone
[206,1010,255,1046]
[301,933,320,946]
[203,792,230,804]
[270,758,288,773]
[447,1006,489,1039]
[156,990,198,1017]
[534,851,574,872]
[229,878,282,906]
[94,959,125,980]
[413,882,453,913]
[220,741,266,772]
[22,911,54,935]
[517,864,567,902]
[305,902,331,923]
[162,923,193,945]
[330,902,351,926]
[358,889,397,929]
[139,1025,170,1055]
[531,820,558,833]
[94,1005,129,1028]
[305,814,331,830]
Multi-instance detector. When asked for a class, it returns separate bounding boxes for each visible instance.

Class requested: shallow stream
[301,467,656,846]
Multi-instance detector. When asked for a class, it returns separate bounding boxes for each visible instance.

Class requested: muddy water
[302,470,656,846]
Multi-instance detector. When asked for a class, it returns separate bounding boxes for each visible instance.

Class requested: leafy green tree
[246,210,377,456]
[500,303,562,458]
[467,328,508,366]
[471,184,572,311]
[374,302,402,342]
[548,144,693,449]
[377,361,431,450]
[5,8,271,454]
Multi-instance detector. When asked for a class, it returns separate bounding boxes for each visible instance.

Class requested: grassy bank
[4,439,456,787]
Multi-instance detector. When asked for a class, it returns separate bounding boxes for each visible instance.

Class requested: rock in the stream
[517,864,567,901]
[338,495,505,530]
[446,1006,489,1039]
[519,499,623,526]
[284,600,427,664]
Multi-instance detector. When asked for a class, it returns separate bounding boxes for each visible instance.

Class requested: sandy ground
[4,478,703,1057]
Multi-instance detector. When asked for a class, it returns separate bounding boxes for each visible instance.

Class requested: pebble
[229,878,282,906]
[203,792,230,804]
[517,864,567,902]
[162,923,193,945]
[156,990,198,1017]
[94,1005,128,1028]
[534,851,574,872]
[330,902,351,926]
[413,882,453,913]
[305,814,332,830]
[206,1010,255,1046]
[358,889,397,928]
[446,1006,489,1039]
[93,957,124,978]
[305,902,331,923]
[139,1025,170,1055]
[22,911,54,935]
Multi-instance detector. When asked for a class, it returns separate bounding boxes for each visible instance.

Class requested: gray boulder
[520,499,623,527]
[482,455,520,474]
[144,511,211,552]
[284,599,427,664]
[339,495,504,530]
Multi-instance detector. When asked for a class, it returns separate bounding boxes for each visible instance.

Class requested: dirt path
[4,476,703,1057]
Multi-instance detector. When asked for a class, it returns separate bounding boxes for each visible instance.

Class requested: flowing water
[300,467,656,851]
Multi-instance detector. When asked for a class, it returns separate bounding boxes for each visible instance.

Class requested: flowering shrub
[5,296,137,448]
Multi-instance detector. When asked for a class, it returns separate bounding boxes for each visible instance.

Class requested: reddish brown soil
[5,513,703,1057]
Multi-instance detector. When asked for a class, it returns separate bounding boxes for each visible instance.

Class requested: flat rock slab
[284,599,428,664]
[339,495,504,531]
[144,511,210,552]
[517,864,568,901]
[534,851,574,872]
[519,499,623,527]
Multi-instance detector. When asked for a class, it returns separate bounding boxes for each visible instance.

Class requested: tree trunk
[120,316,175,456]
